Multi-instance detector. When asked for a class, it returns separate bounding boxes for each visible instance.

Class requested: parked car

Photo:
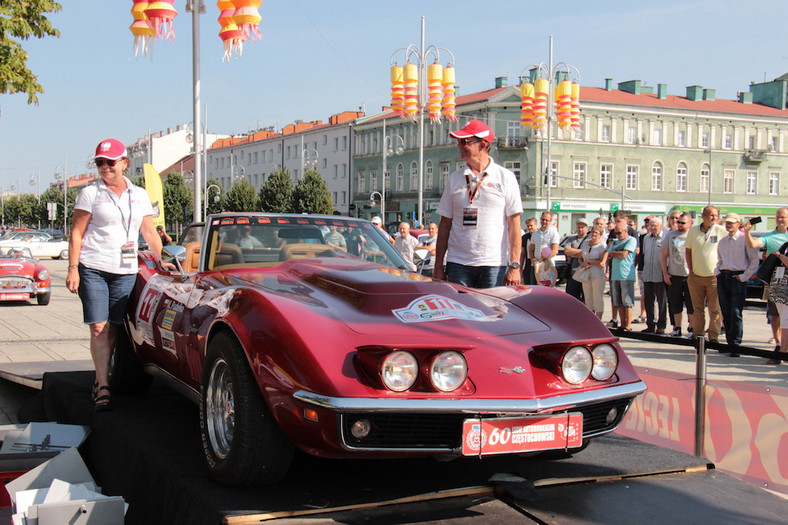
[0,231,68,260]
[115,213,646,486]
[0,247,51,305]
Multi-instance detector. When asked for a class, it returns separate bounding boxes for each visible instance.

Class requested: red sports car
[117,213,646,486]
[0,247,51,305]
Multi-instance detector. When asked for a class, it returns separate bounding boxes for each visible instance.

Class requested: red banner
[617,367,788,495]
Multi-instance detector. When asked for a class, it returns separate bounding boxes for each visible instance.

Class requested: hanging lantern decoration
[427,62,443,122]
[570,81,581,129]
[441,64,457,122]
[144,0,178,40]
[217,0,235,26]
[402,61,419,120]
[531,77,549,130]
[390,64,404,116]
[555,79,573,129]
[231,0,263,41]
[130,1,155,57]
[520,81,534,128]
[217,0,243,61]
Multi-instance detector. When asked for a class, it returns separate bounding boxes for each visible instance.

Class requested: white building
[127,124,228,178]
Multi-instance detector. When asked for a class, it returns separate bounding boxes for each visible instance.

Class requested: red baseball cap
[449,120,495,143]
[94,138,128,160]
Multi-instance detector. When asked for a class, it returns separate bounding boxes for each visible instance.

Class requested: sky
[1,0,786,192]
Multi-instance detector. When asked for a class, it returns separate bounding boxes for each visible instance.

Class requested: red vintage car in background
[0,247,51,305]
[116,213,646,487]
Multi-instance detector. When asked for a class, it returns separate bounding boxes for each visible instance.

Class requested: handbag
[572,265,591,283]
[756,241,788,284]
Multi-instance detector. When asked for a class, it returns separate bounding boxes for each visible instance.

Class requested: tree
[162,172,193,225]
[0,1,62,104]
[258,167,294,212]
[293,168,333,215]
[205,178,223,216]
[225,178,258,212]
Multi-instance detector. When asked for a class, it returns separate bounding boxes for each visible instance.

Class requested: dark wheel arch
[110,324,153,394]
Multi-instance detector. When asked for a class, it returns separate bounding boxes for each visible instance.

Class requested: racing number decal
[136,284,163,346]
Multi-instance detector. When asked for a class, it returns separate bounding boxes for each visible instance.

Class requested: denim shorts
[611,280,635,308]
[78,264,138,325]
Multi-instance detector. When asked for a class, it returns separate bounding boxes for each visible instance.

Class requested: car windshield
[202,214,409,271]
[0,247,34,260]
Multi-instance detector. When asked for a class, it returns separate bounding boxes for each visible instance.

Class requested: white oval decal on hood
[392,294,489,323]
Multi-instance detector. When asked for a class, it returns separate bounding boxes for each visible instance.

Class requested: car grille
[0,277,34,291]
[340,398,634,449]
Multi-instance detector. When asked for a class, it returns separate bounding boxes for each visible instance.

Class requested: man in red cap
[434,120,523,288]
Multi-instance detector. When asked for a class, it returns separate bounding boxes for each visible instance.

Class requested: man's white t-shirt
[436,158,523,267]
[74,177,154,274]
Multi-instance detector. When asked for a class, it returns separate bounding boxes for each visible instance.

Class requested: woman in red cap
[66,138,168,411]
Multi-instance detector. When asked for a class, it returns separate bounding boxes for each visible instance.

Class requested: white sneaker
[670,328,682,338]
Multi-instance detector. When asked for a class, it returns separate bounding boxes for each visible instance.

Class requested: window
[425,160,433,190]
[507,121,521,145]
[771,136,779,153]
[549,161,558,187]
[342,163,347,179]
[504,161,521,185]
[410,161,418,191]
[456,161,466,172]
[676,163,687,192]
[626,165,639,190]
[677,130,686,147]
[746,171,757,195]
[341,191,346,204]
[384,168,391,190]
[701,132,709,148]
[651,162,663,191]
[600,163,612,189]
[370,170,378,192]
[358,170,366,192]
[334,137,339,151]
[601,125,611,143]
[396,163,404,191]
[440,163,449,189]
[723,169,734,193]
[342,136,347,151]
[627,126,637,144]
[749,136,756,150]
[573,162,586,188]
[725,134,733,150]
[700,164,710,193]
[769,172,780,195]
[332,192,337,205]
[652,128,662,146]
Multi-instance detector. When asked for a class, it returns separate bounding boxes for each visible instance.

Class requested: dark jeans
[565,273,584,302]
[717,272,747,347]
[445,262,506,288]
[643,281,668,330]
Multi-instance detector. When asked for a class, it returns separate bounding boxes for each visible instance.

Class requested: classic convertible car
[0,230,69,260]
[0,247,51,305]
[117,213,646,486]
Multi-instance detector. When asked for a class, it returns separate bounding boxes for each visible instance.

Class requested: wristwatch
[508,261,521,269]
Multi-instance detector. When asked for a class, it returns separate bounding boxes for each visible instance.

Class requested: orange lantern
[520,81,534,128]
[390,65,404,116]
[232,0,263,41]
[441,64,457,122]
[555,79,573,129]
[217,0,235,27]
[427,62,443,122]
[531,77,549,130]
[403,61,419,119]
[570,81,581,129]
[144,0,177,40]
[219,22,244,61]
[130,1,154,57]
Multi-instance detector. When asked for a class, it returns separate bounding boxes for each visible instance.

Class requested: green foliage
[294,168,333,215]
[205,178,223,216]
[225,178,258,212]
[0,1,62,104]
[258,167,294,212]
[162,172,193,224]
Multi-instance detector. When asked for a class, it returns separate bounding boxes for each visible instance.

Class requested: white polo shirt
[74,177,153,274]
[436,157,523,266]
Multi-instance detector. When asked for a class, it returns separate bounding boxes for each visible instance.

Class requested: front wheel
[58,250,68,260]
[200,331,293,486]
[37,292,51,305]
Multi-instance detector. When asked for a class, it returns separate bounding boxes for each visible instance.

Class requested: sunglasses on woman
[95,159,118,168]
[457,137,483,146]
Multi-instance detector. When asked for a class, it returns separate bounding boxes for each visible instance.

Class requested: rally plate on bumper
[462,413,583,456]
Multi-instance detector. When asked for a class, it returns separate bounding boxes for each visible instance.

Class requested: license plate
[0,293,29,301]
[462,413,583,456]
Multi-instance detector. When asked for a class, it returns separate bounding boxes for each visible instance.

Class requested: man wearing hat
[434,120,523,288]
[716,212,759,356]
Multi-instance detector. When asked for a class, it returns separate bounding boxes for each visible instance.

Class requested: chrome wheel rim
[206,358,234,459]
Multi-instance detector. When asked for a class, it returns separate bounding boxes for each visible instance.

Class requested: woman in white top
[579,225,609,319]
[66,139,168,410]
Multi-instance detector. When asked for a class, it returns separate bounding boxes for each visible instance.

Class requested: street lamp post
[30,173,40,229]
[380,118,404,225]
[300,145,319,179]
[204,183,221,220]
[185,0,205,224]
[54,164,68,234]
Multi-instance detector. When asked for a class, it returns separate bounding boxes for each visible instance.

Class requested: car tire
[58,250,68,260]
[36,292,51,306]
[200,331,294,486]
[110,325,153,394]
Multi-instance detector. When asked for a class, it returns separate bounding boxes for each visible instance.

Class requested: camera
[749,217,762,226]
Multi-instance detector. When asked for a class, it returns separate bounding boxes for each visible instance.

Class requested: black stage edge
[19,372,788,525]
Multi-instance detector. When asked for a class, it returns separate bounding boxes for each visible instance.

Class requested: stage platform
[14,372,788,524]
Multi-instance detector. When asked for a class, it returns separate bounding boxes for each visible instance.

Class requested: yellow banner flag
[143,163,165,230]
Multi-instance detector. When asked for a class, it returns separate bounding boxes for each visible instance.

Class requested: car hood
[229,259,550,337]
[0,259,36,274]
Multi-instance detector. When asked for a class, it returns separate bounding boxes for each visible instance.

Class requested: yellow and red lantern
[219,22,244,61]
[402,61,419,120]
[441,64,457,122]
[555,79,573,129]
[144,0,178,40]
[570,81,581,129]
[520,81,534,128]
[427,62,443,122]
[232,0,263,41]
[130,1,154,57]
[531,77,549,130]
[390,65,404,116]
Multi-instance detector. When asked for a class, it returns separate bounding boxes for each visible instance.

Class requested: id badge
[462,207,478,227]
[121,241,136,261]
[777,267,785,279]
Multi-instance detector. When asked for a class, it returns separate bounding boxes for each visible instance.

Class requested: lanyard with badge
[109,186,136,261]
[462,172,488,227]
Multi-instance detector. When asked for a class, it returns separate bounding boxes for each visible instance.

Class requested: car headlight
[592,344,618,380]
[37,269,49,280]
[381,351,418,391]
[430,351,467,392]
[561,346,592,384]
